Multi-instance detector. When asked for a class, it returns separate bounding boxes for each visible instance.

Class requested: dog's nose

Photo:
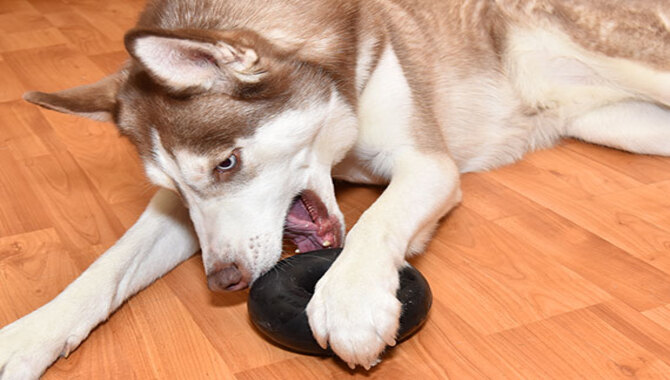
[207,263,249,292]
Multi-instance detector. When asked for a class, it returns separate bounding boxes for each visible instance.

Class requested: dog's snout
[207,263,249,292]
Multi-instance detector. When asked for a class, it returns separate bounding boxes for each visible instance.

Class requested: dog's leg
[0,189,198,380]
[565,101,670,156]
[307,149,461,369]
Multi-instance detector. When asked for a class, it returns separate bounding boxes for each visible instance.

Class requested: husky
[1,0,669,377]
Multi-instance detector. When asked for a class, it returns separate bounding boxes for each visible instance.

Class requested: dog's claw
[317,336,328,350]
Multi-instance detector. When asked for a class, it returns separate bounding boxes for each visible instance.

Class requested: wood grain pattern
[1,0,670,378]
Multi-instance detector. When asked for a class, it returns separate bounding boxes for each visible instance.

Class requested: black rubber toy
[247,248,432,355]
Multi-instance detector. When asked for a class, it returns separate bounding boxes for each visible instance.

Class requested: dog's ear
[124,29,267,94]
[23,70,127,122]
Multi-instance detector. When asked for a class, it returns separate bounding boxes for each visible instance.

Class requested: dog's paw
[306,255,401,369]
[0,316,68,380]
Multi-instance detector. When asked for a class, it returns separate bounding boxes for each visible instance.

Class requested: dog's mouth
[284,190,342,253]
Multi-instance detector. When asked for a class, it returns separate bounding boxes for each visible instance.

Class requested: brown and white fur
[2,0,670,376]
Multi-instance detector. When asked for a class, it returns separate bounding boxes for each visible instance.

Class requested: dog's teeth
[322,240,331,247]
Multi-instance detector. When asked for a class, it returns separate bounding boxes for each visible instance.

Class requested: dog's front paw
[306,256,401,369]
[0,316,68,380]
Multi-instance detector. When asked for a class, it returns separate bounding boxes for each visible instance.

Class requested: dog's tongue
[284,192,340,253]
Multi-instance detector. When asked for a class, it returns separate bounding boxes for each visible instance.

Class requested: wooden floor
[2,0,670,378]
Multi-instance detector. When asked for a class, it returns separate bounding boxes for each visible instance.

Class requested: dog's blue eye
[217,155,237,171]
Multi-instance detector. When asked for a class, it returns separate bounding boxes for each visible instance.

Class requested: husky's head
[25,29,358,291]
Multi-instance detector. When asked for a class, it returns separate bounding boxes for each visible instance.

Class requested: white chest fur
[333,44,415,184]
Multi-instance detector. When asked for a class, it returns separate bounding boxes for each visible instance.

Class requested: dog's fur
[1,0,670,376]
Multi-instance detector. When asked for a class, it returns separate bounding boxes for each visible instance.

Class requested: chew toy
[248,248,432,355]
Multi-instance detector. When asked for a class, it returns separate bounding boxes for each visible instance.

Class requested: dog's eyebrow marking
[151,129,224,198]
[174,149,218,184]
[174,148,229,197]
[151,129,189,190]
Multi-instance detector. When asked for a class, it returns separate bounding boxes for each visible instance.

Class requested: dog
[1,0,669,377]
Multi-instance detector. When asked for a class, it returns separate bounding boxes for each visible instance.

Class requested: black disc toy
[247,248,432,355]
